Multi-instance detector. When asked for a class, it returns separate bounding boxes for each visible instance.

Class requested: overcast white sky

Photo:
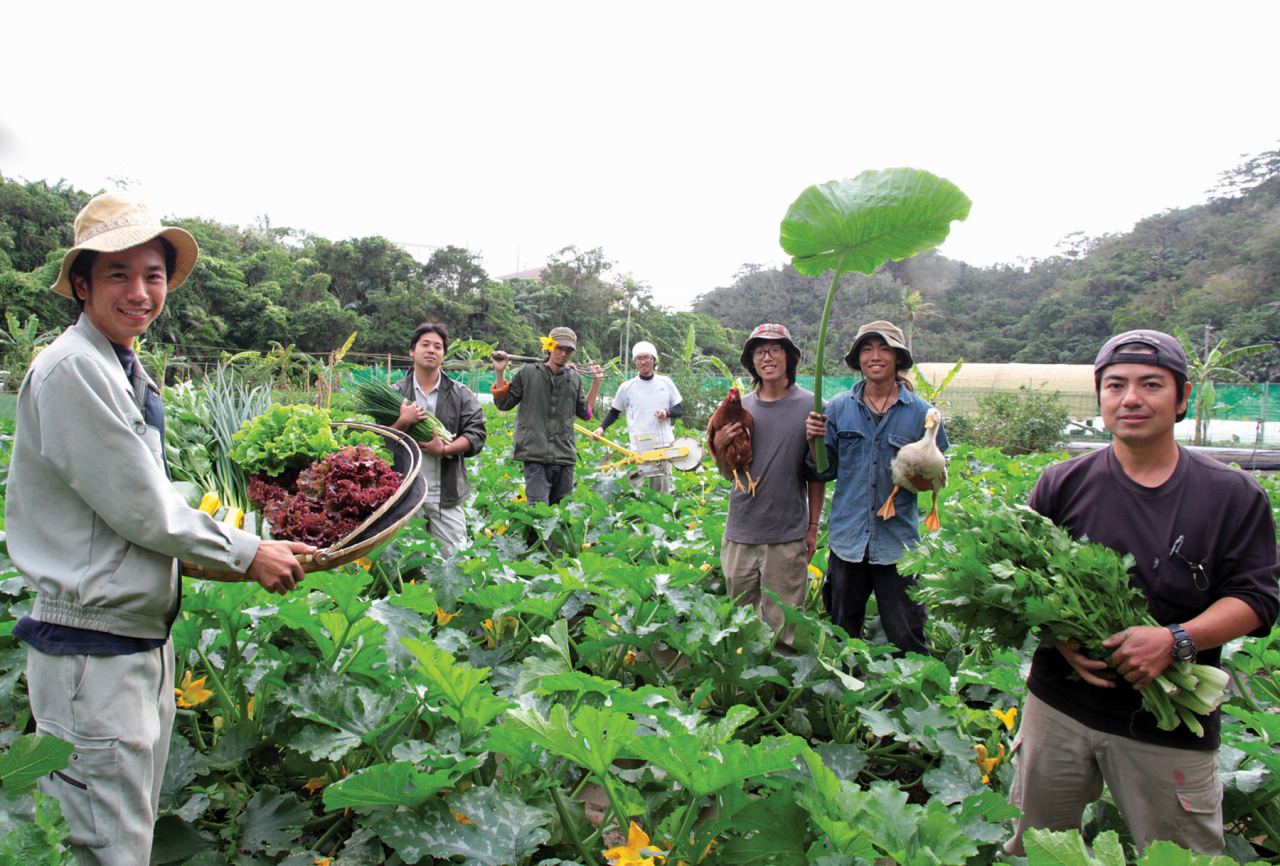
[3,1,1276,310]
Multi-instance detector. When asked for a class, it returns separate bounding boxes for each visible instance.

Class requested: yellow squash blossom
[436,607,459,626]
[974,743,1007,784]
[604,821,669,866]
[482,618,498,648]
[246,695,256,720]
[992,706,1018,731]
[314,859,332,866]
[302,776,327,796]
[540,335,559,352]
[174,670,214,708]
[451,809,474,825]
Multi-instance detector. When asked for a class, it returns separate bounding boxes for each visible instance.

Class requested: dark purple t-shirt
[1027,446,1278,750]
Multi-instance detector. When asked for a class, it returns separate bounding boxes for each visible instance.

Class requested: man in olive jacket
[491,326,602,505]
[393,322,487,551]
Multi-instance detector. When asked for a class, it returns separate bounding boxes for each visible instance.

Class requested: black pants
[822,551,928,655]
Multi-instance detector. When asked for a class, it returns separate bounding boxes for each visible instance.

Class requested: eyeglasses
[1168,535,1209,591]
[752,345,786,359]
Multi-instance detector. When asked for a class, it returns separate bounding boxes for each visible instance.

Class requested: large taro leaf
[0,734,74,795]
[370,786,551,866]
[236,785,310,855]
[780,168,972,278]
[321,761,454,811]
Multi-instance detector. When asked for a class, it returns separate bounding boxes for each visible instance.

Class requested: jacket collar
[72,314,158,393]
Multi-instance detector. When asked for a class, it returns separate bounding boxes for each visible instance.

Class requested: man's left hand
[419,432,446,457]
[805,523,819,563]
[1103,626,1174,689]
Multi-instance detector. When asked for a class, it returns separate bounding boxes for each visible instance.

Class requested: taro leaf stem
[811,269,842,472]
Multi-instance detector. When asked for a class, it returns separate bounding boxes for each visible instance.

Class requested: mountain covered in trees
[695,150,1280,381]
[2,149,1277,380]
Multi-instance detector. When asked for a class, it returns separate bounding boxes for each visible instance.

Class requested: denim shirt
[815,381,948,565]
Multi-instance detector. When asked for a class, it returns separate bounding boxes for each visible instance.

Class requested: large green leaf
[0,734,74,795]
[321,761,454,811]
[502,704,634,777]
[370,786,551,866]
[403,638,509,740]
[626,733,807,797]
[780,168,972,277]
[236,785,310,854]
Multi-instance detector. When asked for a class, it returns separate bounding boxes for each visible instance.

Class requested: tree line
[3,148,1278,388]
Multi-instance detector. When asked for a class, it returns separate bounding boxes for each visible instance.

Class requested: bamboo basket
[181,421,428,580]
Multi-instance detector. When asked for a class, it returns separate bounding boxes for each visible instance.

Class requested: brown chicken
[707,385,758,494]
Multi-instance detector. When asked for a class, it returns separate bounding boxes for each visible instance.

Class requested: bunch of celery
[900,498,1228,736]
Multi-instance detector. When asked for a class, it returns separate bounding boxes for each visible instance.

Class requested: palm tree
[899,288,934,354]
[1176,330,1270,445]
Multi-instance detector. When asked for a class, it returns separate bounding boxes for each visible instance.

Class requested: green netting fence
[346,367,1280,447]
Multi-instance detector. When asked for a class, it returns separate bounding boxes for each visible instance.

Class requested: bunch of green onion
[351,378,454,444]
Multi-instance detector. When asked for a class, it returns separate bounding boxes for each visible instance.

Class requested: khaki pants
[421,500,467,553]
[1005,693,1223,856]
[28,642,177,866]
[720,537,809,647]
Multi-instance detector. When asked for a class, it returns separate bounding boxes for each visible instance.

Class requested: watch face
[1174,640,1196,661]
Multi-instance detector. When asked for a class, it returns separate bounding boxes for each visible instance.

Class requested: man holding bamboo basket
[1004,329,1278,857]
[5,194,314,865]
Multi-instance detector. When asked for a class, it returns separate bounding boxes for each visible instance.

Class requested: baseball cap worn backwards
[1093,330,1188,381]
[846,320,913,371]
[51,193,199,298]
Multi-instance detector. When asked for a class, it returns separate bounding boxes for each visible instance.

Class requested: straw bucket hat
[50,193,199,298]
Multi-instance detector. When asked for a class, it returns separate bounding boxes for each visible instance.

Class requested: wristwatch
[1166,623,1197,663]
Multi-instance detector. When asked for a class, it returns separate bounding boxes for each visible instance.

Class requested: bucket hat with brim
[50,193,199,298]
[845,320,913,371]
[740,323,801,374]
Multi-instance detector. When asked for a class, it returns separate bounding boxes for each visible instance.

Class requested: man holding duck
[806,320,947,654]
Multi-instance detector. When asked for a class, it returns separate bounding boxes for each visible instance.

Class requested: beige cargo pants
[27,642,176,866]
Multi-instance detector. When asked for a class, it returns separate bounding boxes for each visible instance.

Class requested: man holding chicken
[708,323,824,647]
[1004,329,1278,856]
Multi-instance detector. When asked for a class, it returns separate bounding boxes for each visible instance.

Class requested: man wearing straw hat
[6,193,314,864]
[491,326,603,505]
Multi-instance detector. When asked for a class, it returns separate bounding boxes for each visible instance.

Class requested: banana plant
[780,168,971,471]
[1175,329,1270,445]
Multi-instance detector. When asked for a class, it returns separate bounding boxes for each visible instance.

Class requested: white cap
[631,340,658,361]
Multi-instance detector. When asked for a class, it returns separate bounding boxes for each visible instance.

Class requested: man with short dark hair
[1004,329,1278,856]
[491,326,603,505]
[6,193,313,864]
[708,323,824,647]
[391,322,486,552]
[806,320,947,654]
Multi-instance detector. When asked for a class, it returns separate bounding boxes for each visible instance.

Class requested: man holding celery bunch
[392,322,487,552]
[1005,329,1278,856]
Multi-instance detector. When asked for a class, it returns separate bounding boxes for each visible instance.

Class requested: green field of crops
[0,403,1276,866]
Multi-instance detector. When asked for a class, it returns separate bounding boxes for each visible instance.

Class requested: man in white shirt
[595,340,684,494]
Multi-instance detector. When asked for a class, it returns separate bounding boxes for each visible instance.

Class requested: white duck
[876,406,946,531]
